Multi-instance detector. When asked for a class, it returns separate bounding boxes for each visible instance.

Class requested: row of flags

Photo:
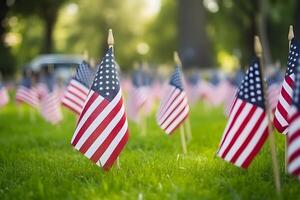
[1,29,300,183]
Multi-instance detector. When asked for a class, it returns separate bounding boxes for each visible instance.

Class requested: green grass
[0,100,299,200]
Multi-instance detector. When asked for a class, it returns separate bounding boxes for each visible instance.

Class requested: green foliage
[0,97,299,199]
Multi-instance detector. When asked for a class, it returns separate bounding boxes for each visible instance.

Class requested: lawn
[0,99,299,200]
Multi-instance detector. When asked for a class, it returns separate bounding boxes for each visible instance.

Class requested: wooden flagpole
[255,36,281,194]
[174,51,189,153]
[285,25,294,174]
[108,28,120,169]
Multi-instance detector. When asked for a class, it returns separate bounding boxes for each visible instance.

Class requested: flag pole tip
[83,49,89,61]
[174,51,182,66]
[108,29,114,47]
[288,25,294,41]
[254,36,263,58]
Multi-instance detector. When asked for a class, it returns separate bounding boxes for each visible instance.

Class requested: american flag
[274,38,300,134]
[15,77,39,108]
[61,61,95,115]
[156,66,189,134]
[126,69,147,122]
[288,59,300,178]
[71,47,129,170]
[0,83,9,107]
[39,74,63,124]
[267,82,281,113]
[217,58,269,168]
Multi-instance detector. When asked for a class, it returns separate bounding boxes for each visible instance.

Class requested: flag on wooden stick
[16,76,39,108]
[39,72,63,124]
[156,65,189,134]
[71,30,129,170]
[288,59,300,178]
[274,38,300,134]
[61,61,95,115]
[217,58,269,168]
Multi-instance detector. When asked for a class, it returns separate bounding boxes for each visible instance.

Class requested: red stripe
[159,96,184,126]
[159,89,180,120]
[291,166,300,177]
[288,130,300,145]
[70,81,89,97]
[103,130,129,171]
[228,97,238,116]
[219,101,246,150]
[241,127,268,168]
[72,94,108,146]
[62,102,81,115]
[220,106,257,158]
[63,95,84,109]
[281,86,292,105]
[77,92,97,124]
[67,85,87,102]
[276,101,288,119]
[90,113,127,162]
[159,88,175,113]
[288,148,300,164]
[273,116,286,133]
[167,113,189,135]
[79,98,123,154]
[230,112,266,163]
[285,76,294,89]
[289,112,300,123]
[164,105,188,133]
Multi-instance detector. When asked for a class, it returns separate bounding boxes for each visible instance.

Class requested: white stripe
[234,114,268,167]
[62,98,82,113]
[158,88,179,120]
[63,92,85,106]
[84,104,125,158]
[288,137,300,159]
[277,93,290,111]
[289,117,300,136]
[219,98,241,145]
[158,92,185,123]
[160,97,188,129]
[71,91,103,143]
[158,86,174,112]
[70,79,90,94]
[165,106,189,134]
[74,91,122,149]
[224,108,263,161]
[100,121,128,166]
[67,86,88,100]
[218,102,253,156]
[288,157,300,174]
[274,108,288,127]
[282,80,293,96]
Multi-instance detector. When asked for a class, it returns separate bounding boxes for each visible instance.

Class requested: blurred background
[0,0,299,78]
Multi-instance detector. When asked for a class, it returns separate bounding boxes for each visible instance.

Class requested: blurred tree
[11,0,68,53]
[0,0,16,77]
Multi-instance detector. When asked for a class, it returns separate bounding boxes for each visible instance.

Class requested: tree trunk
[42,17,55,53]
[257,0,272,65]
[178,0,213,68]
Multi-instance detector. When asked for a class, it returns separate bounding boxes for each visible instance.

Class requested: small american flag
[217,58,269,168]
[62,61,95,115]
[71,47,129,170]
[127,69,147,122]
[288,59,300,178]
[0,83,9,107]
[156,66,189,134]
[274,38,300,134]
[39,74,63,124]
[15,77,39,108]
